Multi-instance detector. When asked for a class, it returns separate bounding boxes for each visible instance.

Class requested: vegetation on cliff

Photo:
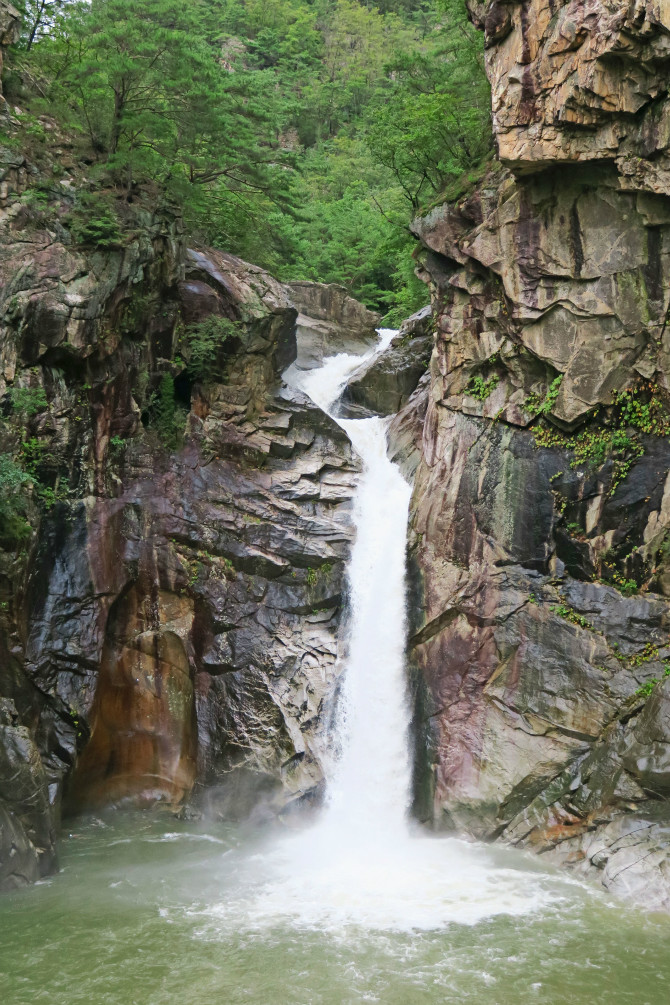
[4,0,490,316]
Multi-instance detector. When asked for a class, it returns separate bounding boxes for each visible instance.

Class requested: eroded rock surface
[0,174,364,885]
[398,0,670,911]
[286,280,381,368]
[341,306,432,417]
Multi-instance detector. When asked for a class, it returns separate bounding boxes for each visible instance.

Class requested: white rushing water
[293,329,413,840]
[204,332,583,932]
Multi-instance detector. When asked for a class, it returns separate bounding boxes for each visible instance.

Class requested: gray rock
[340,306,433,417]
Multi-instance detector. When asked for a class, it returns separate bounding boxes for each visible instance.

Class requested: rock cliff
[392,0,670,912]
[0,123,381,885]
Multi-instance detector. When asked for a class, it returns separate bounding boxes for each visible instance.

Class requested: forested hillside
[5,0,490,318]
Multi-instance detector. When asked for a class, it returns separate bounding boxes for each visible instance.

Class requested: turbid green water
[2,813,670,1005]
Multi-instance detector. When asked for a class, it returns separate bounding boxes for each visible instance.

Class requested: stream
[2,333,670,1004]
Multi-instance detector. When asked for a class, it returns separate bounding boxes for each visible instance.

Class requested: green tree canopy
[11,0,490,315]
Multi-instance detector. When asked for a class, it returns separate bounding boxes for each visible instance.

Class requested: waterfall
[291,330,413,842]
[217,333,566,931]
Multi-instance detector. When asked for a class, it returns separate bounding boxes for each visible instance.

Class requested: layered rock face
[287,280,381,368]
[0,156,376,884]
[398,0,670,910]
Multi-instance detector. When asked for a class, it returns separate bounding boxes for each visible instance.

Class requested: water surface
[2,813,670,1005]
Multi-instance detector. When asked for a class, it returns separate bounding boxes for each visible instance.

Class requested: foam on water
[203,331,583,932]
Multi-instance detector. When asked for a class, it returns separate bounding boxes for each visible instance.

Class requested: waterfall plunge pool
[1,811,670,1005]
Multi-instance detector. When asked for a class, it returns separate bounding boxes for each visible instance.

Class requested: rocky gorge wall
[0,87,383,886]
[386,0,670,911]
[5,0,670,920]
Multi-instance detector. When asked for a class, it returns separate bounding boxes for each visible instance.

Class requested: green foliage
[536,423,644,491]
[69,209,121,249]
[550,603,595,632]
[0,454,32,542]
[366,0,491,209]
[109,435,126,452]
[635,662,670,698]
[629,643,659,667]
[36,478,69,510]
[151,375,184,449]
[467,374,499,402]
[306,562,333,586]
[532,380,670,496]
[15,1,79,52]
[612,382,670,435]
[525,375,563,417]
[21,436,51,479]
[181,316,240,381]
[24,0,295,205]
[8,385,48,417]
[612,575,638,597]
[12,0,491,314]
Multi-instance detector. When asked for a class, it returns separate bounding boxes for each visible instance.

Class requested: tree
[30,0,293,204]
[14,0,492,314]
[16,0,78,51]
[367,0,491,208]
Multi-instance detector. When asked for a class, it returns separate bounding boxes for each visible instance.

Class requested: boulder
[340,306,433,417]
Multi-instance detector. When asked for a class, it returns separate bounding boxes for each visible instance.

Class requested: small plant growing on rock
[306,563,332,587]
[526,375,563,417]
[629,643,659,667]
[635,662,670,698]
[467,374,499,401]
[612,574,638,597]
[550,603,596,631]
[0,454,32,543]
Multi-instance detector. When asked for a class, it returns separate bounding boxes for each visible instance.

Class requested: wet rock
[0,700,55,888]
[0,167,375,885]
[340,306,433,417]
[404,0,670,909]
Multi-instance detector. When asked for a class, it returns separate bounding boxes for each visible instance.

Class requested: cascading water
[292,330,413,842]
[226,331,571,930]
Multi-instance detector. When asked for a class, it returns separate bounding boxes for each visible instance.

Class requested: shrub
[181,316,241,381]
[0,454,32,542]
[70,211,122,249]
[8,386,48,417]
[67,194,122,249]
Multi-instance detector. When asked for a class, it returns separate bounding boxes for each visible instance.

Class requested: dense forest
[4,0,490,319]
